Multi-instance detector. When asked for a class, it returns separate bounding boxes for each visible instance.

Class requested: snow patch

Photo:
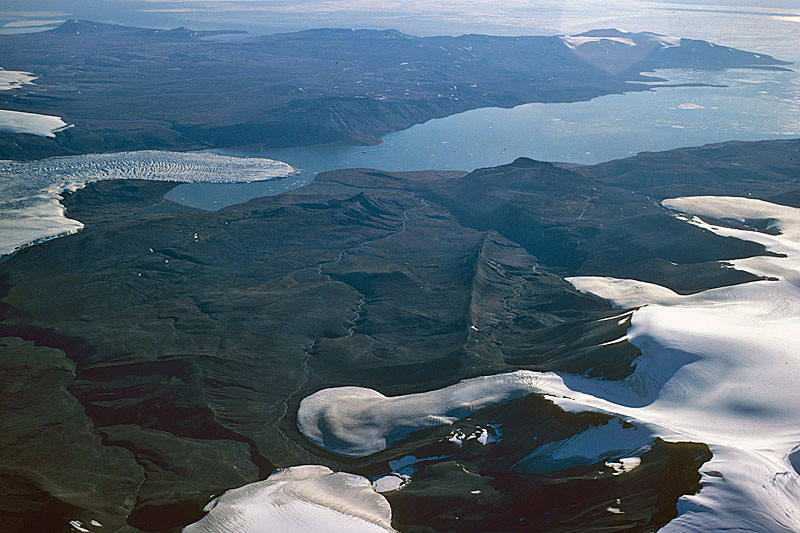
[298,371,540,457]
[183,465,394,532]
[69,521,89,533]
[606,456,642,475]
[0,67,36,90]
[373,474,409,493]
[0,109,69,137]
[561,35,636,50]
[447,425,500,447]
[511,418,651,474]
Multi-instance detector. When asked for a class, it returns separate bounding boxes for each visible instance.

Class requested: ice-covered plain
[0,151,296,256]
[182,465,395,533]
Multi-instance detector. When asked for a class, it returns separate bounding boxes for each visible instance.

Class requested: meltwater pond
[168,66,800,210]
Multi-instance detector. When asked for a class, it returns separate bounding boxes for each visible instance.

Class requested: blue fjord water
[166,66,800,210]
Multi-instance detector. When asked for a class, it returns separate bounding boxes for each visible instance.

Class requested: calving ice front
[293,195,800,532]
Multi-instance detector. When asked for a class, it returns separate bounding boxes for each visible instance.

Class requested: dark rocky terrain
[0,21,788,160]
[0,138,798,531]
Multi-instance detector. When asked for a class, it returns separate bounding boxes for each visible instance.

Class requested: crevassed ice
[0,151,296,256]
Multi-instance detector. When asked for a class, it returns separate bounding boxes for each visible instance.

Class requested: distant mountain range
[0,21,789,160]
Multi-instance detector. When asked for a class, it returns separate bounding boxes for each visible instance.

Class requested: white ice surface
[511,418,652,474]
[606,457,642,476]
[447,425,500,448]
[0,151,296,256]
[561,35,637,49]
[560,30,681,51]
[0,68,66,137]
[182,465,394,533]
[372,474,409,493]
[0,109,68,137]
[297,371,540,457]
[0,67,36,90]
[555,196,800,531]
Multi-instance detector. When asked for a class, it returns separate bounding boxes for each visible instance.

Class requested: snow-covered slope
[298,371,541,457]
[183,465,395,532]
[557,196,800,531]
[297,195,800,530]
[0,109,69,137]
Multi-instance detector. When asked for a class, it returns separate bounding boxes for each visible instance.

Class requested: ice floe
[0,151,296,256]
[183,465,394,532]
[677,103,705,110]
[297,371,540,457]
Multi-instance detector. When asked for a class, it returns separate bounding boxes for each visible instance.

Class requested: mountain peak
[51,19,123,34]
[509,157,554,168]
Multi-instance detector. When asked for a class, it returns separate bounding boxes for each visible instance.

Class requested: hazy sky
[1,0,798,57]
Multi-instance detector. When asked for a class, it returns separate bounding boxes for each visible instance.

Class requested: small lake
[166,66,800,210]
